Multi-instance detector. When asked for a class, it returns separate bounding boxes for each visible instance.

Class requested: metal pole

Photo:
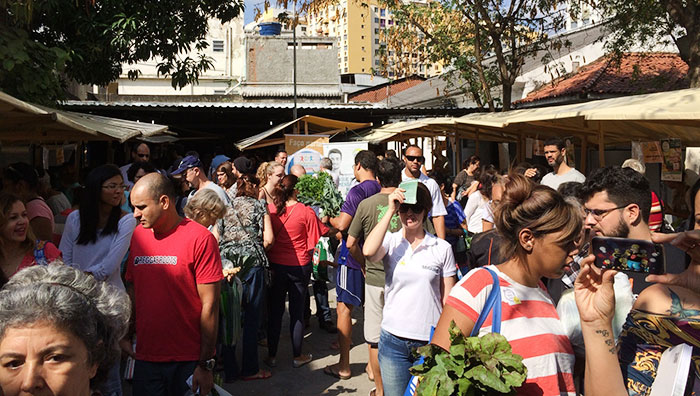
[293,9,298,120]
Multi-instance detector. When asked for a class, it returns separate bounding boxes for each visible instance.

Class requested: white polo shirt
[401,171,448,217]
[370,230,456,341]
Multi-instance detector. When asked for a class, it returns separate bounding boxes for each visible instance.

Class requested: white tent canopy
[0,91,173,143]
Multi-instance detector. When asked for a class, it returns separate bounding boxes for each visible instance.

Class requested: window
[380,9,386,16]
[362,57,365,61]
[362,68,365,72]
[374,17,379,23]
[375,38,379,44]
[362,46,365,50]
[345,67,348,72]
[388,71,394,77]
[361,24,364,28]
[380,19,385,27]
[361,35,364,39]
[373,6,378,12]
[388,20,393,25]
[375,28,379,34]
[375,59,379,65]
[212,40,224,52]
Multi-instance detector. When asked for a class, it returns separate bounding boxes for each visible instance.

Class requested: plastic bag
[312,237,334,282]
[185,375,233,396]
[220,276,243,347]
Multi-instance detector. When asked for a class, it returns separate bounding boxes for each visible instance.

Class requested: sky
[244,0,263,24]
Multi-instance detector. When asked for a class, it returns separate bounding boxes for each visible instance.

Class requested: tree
[382,0,569,111]
[573,0,700,87]
[0,0,243,105]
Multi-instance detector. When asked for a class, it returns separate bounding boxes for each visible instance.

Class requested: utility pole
[292,7,298,120]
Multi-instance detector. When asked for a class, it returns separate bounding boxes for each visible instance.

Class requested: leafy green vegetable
[295,172,344,218]
[410,321,527,396]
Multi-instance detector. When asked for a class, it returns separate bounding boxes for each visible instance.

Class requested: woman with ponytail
[431,174,582,396]
[265,175,328,369]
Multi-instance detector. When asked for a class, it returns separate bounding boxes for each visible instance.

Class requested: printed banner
[641,141,663,164]
[284,134,329,155]
[661,138,682,182]
[323,141,369,197]
[285,148,323,174]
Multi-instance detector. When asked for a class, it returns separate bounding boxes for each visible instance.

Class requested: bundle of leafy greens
[410,321,527,396]
[295,172,344,218]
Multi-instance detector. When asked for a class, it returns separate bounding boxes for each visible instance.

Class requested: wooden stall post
[598,124,605,167]
[580,135,588,175]
[304,120,309,135]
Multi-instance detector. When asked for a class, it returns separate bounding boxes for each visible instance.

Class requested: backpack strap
[470,267,502,336]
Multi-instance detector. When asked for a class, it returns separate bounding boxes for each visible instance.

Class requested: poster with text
[641,141,663,164]
[285,134,329,155]
[661,138,682,182]
[323,141,368,197]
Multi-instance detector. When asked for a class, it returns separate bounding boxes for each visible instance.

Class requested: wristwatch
[198,358,216,371]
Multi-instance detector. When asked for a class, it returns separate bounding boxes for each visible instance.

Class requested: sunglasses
[405,155,424,163]
[137,154,149,158]
[399,203,425,213]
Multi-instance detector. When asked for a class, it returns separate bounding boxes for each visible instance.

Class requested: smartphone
[398,179,418,205]
[591,236,665,274]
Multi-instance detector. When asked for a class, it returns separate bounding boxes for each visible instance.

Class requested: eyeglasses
[137,154,149,158]
[102,184,126,191]
[583,205,628,220]
[405,155,424,163]
[399,203,424,213]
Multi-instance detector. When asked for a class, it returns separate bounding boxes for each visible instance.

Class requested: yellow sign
[285,134,329,155]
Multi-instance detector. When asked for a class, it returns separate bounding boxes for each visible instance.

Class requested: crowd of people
[1,137,699,396]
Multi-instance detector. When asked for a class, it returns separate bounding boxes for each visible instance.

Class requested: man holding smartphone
[579,166,685,293]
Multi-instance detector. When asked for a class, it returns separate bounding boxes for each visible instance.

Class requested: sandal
[323,364,351,380]
[242,369,272,381]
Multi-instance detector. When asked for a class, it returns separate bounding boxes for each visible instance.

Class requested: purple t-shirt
[340,180,381,269]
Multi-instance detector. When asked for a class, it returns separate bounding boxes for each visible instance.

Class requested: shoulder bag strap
[469,267,502,336]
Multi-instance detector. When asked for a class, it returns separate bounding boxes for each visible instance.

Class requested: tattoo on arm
[667,288,700,319]
[595,329,616,354]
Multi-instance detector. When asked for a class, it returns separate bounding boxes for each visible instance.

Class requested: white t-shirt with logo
[370,230,456,341]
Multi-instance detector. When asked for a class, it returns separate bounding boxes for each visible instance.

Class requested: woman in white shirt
[363,182,457,396]
[463,166,500,234]
[59,164,136,396]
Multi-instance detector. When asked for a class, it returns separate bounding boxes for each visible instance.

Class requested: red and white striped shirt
[446,265,576,396]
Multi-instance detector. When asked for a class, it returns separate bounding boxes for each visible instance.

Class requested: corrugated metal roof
[240,85,342,98]
[61,100,382,109]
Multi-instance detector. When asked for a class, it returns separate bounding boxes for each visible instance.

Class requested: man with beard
[579,166,684,294]
[540,138,585,190]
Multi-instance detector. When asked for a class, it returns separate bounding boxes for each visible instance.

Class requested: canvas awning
[0,91,173,143]
[235,115,372,151]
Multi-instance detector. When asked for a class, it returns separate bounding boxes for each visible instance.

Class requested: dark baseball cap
[170,155,202,175]
[211,155,231,171]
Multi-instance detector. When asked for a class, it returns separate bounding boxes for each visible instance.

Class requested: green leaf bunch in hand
[410,321,527,396]
[295,172,343,218]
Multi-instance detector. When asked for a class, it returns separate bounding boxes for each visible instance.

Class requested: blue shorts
[336,264,364,307]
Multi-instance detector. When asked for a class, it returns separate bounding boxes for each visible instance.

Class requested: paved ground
[123,280,377,395]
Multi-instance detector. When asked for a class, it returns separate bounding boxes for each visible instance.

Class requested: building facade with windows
[307,0,442,78]
[116,17,246,96]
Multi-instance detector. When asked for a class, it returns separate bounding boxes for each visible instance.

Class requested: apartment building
[307,0,442,78]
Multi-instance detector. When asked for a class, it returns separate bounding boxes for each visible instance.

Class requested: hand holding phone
[592,236,665,274]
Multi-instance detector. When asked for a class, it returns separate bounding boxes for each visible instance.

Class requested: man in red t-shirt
[126,173,223,396]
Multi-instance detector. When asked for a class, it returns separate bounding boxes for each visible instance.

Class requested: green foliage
[410,321,527,396]
[380,0,569,110]
[0,0,244,104]
[295,172,344,218]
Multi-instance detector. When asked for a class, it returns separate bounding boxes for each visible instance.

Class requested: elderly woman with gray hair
[0,263,130,396]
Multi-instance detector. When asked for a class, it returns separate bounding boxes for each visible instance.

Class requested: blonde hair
[256,161,269,186]
[184,189,226,226]
[495,174,583,261]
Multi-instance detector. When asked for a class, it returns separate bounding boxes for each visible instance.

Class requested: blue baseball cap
[210,155,231,171]
[171,155,202,175]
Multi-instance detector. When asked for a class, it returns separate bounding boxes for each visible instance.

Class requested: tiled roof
[349,75,426,103]
[518,52,689,104]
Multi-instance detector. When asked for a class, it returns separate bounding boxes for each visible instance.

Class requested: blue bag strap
[469,267,501,336]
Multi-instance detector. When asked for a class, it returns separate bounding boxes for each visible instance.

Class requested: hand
[574,255,617,325]
[321,215,329,224]
[119,337,135,358]
[649,231,700,292]
[387,188,405,215]
[223,267,240,282]
[524,168,537,178]
[192,366,214,396]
